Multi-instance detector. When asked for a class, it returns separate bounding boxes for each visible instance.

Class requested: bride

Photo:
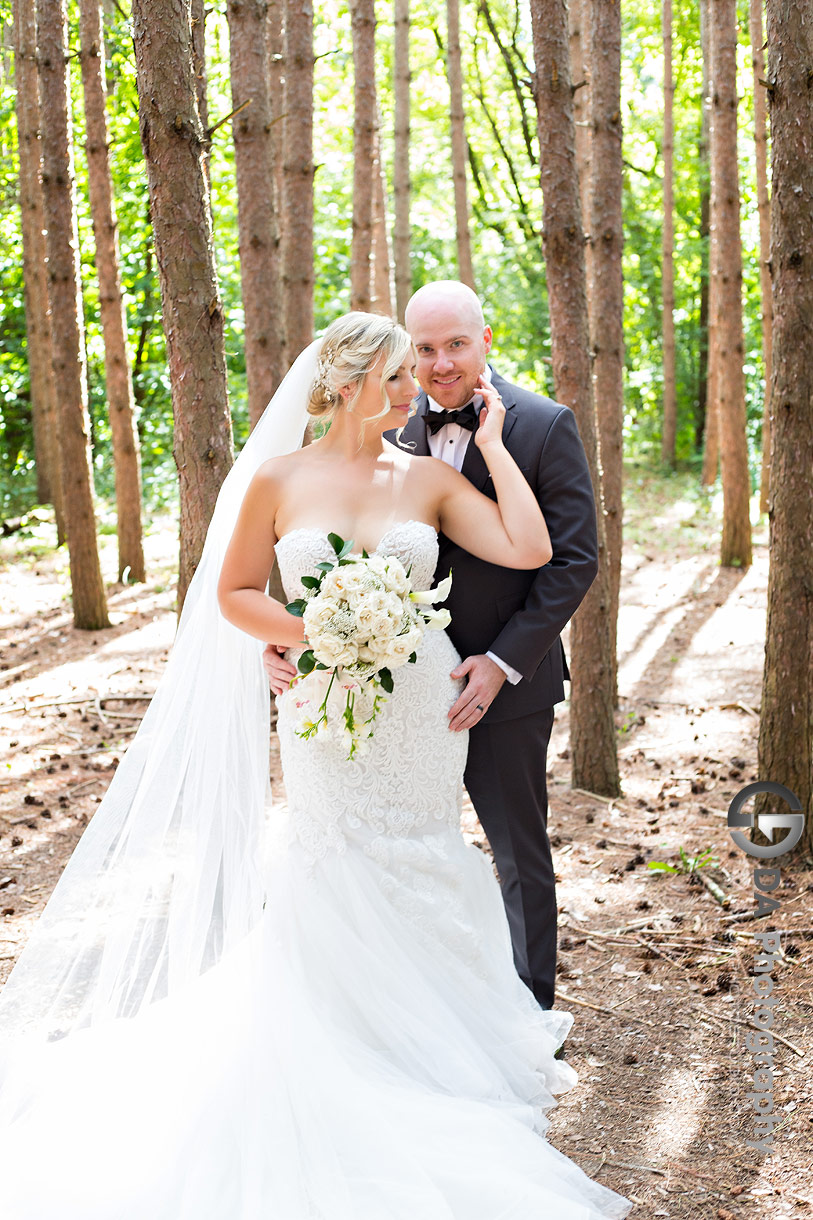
[0,312,630,1218]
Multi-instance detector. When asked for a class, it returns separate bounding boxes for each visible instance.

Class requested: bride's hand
[263,643,298,696]
[473,376,505,450]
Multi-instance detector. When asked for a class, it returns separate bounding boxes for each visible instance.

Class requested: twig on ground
[65,777,105,797]
[634,935,691,970]
[556,986,659,1026]
[722,889,808,923]
[0,693,154,717]
[719,701,759,717]
[698,871,730,907]
[577,1153,666,1177]
[570,788,634,815]
[698,1005,805,1057]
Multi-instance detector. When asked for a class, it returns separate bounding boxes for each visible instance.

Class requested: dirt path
[1,471,811,1216]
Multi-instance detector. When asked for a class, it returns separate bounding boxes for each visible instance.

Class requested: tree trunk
[693,0,708,458]
[750,0,774,515]
[190,0,210,177]
[78,0,146,583]
[393,0,411,322]
[445,0,476,291]
[132,0,234,608]
[266,0,286,380]
[588,0,623,709]
[569,0,591,267]
[758,0,813,841]
[262,0,289,609]
[661,0,677,468]
[36,0,110,630]
[709,0,752,568]
[371,126,394,315]
[350,0,376,312]
[282,0,314,361]
[12,0,65,540]
[227,0,284,429]
[529,0,620,798]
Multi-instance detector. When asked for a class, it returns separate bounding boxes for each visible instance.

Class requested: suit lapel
[490,368,519,450]
[460,367,518,491]
[460,430,491,491]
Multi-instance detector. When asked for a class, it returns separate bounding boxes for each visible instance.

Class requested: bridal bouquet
[286,533,452,758]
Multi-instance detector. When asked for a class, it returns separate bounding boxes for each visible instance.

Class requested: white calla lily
[409,572,453,606]
[421,607,452,630]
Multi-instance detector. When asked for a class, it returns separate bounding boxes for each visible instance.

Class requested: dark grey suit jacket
[387,368,599,724]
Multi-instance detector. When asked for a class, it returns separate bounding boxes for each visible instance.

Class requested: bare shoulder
[249,450,311,495]
[396,448,460,489]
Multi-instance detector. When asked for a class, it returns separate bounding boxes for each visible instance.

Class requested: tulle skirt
[0,820,630,1219]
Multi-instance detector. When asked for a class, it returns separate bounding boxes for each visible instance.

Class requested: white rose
[366,633,398,658]
[386,630,423,666]
[363,555,389,579]
[313,634,358,668]
[320,568,358,601]
[368,609,398,639]
[354,601,387,635]
[339,564,372,595]
[381,560,409,595]
[362,589,390,614]
[400,624,424,652]
[303,597,341,635]
[383,591,406,620]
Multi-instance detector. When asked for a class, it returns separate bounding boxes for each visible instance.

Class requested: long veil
[0,341,318,1042]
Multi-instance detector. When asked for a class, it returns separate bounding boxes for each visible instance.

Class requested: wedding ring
[476,704,485,712]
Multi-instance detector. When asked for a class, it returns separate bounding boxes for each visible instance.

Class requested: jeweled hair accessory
[314,351,334,392]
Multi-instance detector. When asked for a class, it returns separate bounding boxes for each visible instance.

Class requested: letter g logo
[728,781,803,859]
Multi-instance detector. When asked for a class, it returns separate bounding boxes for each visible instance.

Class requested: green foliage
[648,844,719,874]
[0,0,771,522]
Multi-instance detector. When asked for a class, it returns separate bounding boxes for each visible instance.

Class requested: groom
[393,281,598,1010]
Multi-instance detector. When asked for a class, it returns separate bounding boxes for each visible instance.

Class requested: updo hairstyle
[308,312,414,430]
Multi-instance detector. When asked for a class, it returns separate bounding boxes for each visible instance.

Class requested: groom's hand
[448,654,506,731]
[263,643,297,696]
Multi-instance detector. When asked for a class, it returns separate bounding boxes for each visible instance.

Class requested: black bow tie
[425,401,481,435]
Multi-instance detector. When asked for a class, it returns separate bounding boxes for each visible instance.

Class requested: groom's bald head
[405,280,485,331]
[405,281,492,410]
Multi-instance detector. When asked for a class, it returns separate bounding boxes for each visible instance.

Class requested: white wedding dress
[0,521,630,1219]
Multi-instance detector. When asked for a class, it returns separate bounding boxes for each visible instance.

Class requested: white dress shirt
[426,370,522,687]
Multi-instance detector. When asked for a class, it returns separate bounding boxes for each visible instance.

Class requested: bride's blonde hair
[308,312,415,429]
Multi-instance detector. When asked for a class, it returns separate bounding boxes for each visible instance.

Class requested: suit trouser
[464,707,557,1009]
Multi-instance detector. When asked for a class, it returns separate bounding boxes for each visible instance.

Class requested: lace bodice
[272,519,469,888]
[274,519,439,603]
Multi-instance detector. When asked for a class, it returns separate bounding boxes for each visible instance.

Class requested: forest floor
[1,464,811,1218]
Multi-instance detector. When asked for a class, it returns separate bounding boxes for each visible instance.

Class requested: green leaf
[286,599,306,617]
[315,561,335,573]
[378,667,394,694]
[362,548,369,559]
[301,574,321,590]
[297,650,317,675]
[408,652,417,664]
[647,861,679,873]
[327,532,346,555]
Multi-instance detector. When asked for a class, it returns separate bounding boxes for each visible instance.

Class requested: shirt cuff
[486,651,522,686]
